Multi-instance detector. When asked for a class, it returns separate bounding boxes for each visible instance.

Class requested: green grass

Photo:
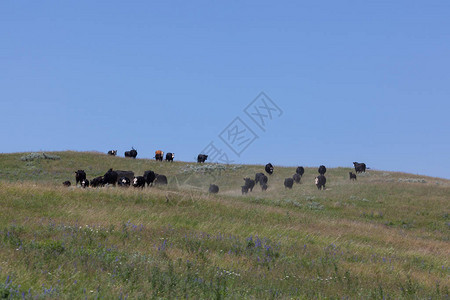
[0,151,449,298]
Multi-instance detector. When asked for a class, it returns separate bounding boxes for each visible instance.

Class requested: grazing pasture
[0,151,448,298]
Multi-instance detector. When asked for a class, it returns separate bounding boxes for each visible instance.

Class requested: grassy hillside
[0,151,448,299]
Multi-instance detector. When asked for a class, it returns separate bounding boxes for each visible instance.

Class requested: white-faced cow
[118,177,131,187]
[165,152,175,162]
[107,150,117,156]
[75,170,86,186]
[81,179,89,188]
[265,163,274,175]
[132,176,146,188]
[315,175,326,190]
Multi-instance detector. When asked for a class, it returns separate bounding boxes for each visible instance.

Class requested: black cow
[255,173,268,186]
[90,176,104,188]
[118,177,131,187]
[154,174,168,185]
[197,154,208,163]
[318,165,327,175]
[241,185,249,194]
[265,163,274,175]
[107,150,117,156]
[75,170,86,186]
[284,178,294,189]
[315,175,326,190]
[261,183,268,191]
[296,166,305,176]
[243,178,255,192]
[293,173,301,184]
[349,172,357,181]
[115,170,134,182]
[143,170,156,186]
[124,148,138,159]
[81,179,89,188]
[165,152,175,162]
[209,184,219,194]
[353,162,366,173]
[103,169,118,186]
[63,181,71,187]
[132,176,146,188]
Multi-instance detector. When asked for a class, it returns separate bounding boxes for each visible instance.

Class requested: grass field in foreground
[0,151,449,298]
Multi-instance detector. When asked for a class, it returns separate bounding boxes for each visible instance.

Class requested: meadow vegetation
[0,151,448,298]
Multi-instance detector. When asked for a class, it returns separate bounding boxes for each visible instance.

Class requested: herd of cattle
[62,148,367,194]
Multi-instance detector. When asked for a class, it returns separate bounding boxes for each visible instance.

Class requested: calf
[296,166,305,176]
[241,185,249,194]
[63,181,71,187]
[132,176,146,188]
[118,177,131,187]
[81,179,89,188]
[155,150,164,161]
[75,170,86,186]
[90,176,104,188]
[293,173,301,184]
[318,165,327,175]
[353,162,366,173]
[197,154,208,163]
[165,152,175,162]
[209,184,219,194]
[315,175,326,190]
[265,163,274,175]
[243,178,255,192]
[154,174,168,185]
[349,172,357,180]
[107,150,117,156]
[284,178,294,189]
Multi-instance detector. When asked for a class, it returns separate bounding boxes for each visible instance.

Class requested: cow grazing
[75,170,86,186]
[143,170,156,186]
[209,184,219,194]
[81,179,89,188]
[315,175,326,190]
[197,154,208,163]
[241,185,249,194]
[118,177,131,187]
[132,176,146,188]
[165,152,175,162]
[284,178,294,189]
[103,168,118,186]
[265,163,274,175]
[154,174,168,185]
[243,178,255,192]
[107,150,117,156]
[353,162,366,173]
[318,165,327,175]
[90,176,104,188]
[349,172,357,181]
[63,181,71,187]
[124,148,138,159]
[255,173,268,186]
[293,173,301,184]
[155,150,164,161]
[296,166,305,176]
[261,183,268,191]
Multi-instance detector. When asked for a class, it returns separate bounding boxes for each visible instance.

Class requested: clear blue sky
[1,1,449,179]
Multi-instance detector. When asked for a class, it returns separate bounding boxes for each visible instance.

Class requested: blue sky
[1,1,449,179]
